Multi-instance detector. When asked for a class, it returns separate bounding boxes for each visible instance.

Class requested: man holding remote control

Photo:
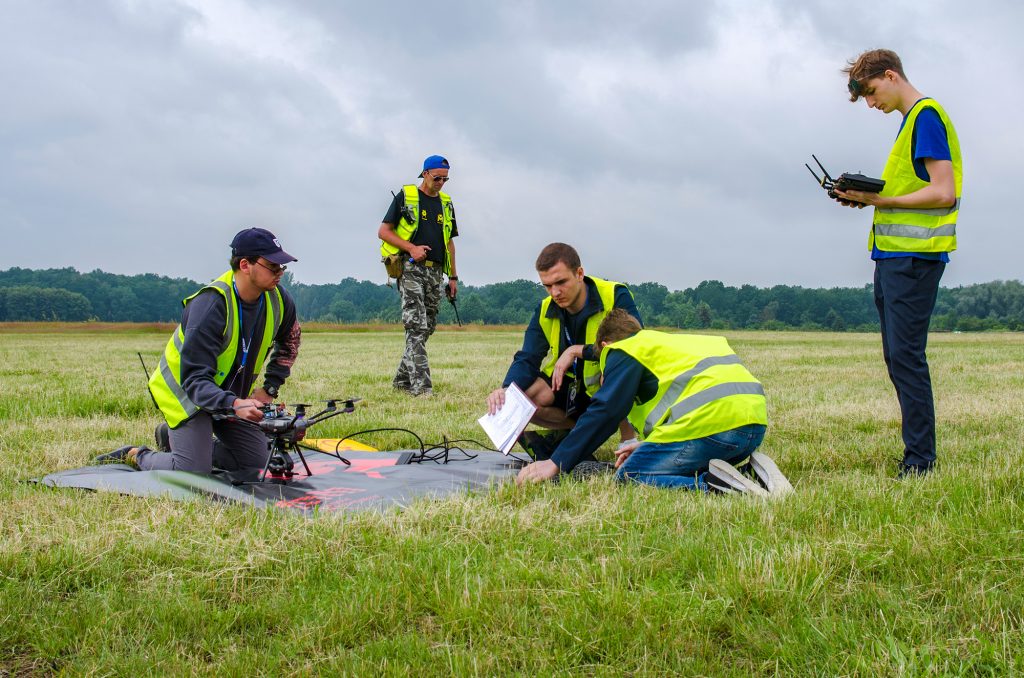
[834,48,963,479]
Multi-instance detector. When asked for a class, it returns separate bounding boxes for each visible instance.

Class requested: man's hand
[833,189,871,208]
[614,439,642,469]
[486,388,506,415]
[407,244,431,262]
[446,278,458,301]
[551,345,582,392]
[232,398,266,422]
[516,459,559,485]
[251,387,274,405]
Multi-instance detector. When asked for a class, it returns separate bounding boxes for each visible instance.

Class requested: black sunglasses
[255,259,287,275]
[428,172,450,183]
[848,70,885,96]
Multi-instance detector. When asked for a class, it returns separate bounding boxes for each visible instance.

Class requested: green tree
[696,302,712,329]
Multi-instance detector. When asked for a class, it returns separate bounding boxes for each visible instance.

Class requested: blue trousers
[615,424,766,489]
[874,257,945,468]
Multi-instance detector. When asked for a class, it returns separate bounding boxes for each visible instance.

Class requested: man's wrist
[449,275,458,281]
[263,384,280,398]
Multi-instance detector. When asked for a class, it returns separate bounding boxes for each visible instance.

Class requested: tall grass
[1,327,1023,675]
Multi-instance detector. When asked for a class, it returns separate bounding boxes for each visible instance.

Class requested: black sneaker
[570,460,614,479]
[897,463,932,479]
[517,429,570,461]
[154,423,171,452]
[517,431,553,460]
[92,445,147,468]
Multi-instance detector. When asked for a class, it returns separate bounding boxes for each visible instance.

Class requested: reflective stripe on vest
[148,270,284,428]
[871,98,963,253]
[538,276,626,397]
[379,185,455,274]
[643,354,742,436]
[600,330,767,444]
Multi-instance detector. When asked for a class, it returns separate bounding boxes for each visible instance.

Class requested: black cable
[439,438,531,464]
[300,427,426,454]
[298,427,529,466]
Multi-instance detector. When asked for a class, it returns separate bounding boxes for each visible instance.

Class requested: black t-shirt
[382,188,458,266]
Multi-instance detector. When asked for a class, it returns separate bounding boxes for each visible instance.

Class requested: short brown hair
[843,49,906,102]
[230,255,258,271]
[596,309,642,346]
[535,242,581,272]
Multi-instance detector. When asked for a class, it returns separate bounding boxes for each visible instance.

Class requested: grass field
[1,325,1023,675]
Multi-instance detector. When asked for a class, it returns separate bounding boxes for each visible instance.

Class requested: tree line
[2,267,1023,331]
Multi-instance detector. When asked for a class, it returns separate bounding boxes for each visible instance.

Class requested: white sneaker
[749,452,793,496]
[706,459,769,497]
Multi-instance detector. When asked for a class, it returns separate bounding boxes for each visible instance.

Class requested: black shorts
[542,374,592,420]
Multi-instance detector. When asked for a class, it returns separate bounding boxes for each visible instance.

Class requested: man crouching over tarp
[95,228,301,473]
[516,310,792,496]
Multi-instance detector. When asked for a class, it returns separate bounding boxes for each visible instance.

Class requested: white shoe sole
[707,459,769,497]
[749,452,793,496]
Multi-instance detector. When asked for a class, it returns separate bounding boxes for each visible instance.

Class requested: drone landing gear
[217,398,360,486]
[259,440,314,484]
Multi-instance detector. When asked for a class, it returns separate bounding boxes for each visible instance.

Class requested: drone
[215,398,360,484]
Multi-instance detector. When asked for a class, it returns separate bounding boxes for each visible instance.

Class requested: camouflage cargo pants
[394,261,443,395]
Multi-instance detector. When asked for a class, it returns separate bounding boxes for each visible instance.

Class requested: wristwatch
[264,384,279,399]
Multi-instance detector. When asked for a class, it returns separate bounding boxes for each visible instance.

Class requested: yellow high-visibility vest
[538,277,630,397]
[379,184,455,275]
[600,330,767,443]
[148,270,283,427]
[871,98,963,253]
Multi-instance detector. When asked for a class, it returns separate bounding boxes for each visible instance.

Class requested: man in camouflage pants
[377,155,459,396]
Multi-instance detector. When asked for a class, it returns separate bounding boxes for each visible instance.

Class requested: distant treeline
[2,267,1024,331]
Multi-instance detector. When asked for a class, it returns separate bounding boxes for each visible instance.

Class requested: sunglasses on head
[848,70,885,96]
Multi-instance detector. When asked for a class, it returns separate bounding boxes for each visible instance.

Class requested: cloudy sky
[1,0,1020,290]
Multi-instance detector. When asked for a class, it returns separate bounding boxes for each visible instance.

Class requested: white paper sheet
[477,382,537,454]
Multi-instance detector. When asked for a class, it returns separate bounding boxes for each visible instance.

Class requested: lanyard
[233,283,264,369]
[561,316,579,377]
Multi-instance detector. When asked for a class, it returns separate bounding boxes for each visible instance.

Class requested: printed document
[477,383,537,454]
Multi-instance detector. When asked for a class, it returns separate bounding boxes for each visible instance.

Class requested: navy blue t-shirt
[872,99,953,263]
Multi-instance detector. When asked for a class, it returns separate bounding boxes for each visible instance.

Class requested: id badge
[565,378,580,418]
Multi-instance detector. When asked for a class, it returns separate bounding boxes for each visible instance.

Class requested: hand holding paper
[477,383,537,454]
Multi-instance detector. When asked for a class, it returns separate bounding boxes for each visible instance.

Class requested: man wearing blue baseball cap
[95,227,302,473]
[378,154,460,396]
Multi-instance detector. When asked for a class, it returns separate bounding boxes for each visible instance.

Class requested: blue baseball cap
[418,154,450,177]
[230,227,297,265]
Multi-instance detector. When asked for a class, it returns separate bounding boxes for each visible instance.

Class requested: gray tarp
[34,450,524,515]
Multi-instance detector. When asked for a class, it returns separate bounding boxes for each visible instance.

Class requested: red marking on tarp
[275,486,383,511]
[275,486,361,510]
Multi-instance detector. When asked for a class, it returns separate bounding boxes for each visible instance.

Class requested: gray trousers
[135,412,269,473]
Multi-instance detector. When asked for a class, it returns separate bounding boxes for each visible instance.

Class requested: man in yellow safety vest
[833,49,962,479]
[486,243,641,462]
[95,228,301,473]
[378,155,459,397]
[516,309,791,496]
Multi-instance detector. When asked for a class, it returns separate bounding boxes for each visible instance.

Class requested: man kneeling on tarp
[516,310,791,495]
[95,228,301,472]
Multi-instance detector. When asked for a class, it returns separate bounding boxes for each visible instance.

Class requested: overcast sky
[1,0,1020,290]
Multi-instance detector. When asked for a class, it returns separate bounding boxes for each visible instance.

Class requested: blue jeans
[615,424,766,490]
